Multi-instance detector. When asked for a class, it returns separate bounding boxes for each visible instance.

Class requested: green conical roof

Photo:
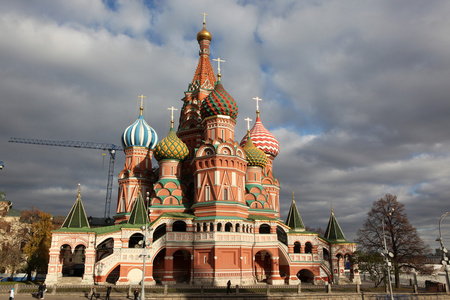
[324,206,347,242]
[128,193,149,225]
[62,185,90,228]
[285,191,305,231]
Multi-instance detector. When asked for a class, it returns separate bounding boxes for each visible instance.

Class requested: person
[133,288,139,300]
[226,280,231,294]
[90,286,97,300]
[38,282,45,299]
[105,285,112,300]
[41,282,47,299]
[9,288,14,300]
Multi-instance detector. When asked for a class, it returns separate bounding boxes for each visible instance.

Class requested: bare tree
[356,194,431,288]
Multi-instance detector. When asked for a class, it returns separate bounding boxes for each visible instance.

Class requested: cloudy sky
[1,0,449,249]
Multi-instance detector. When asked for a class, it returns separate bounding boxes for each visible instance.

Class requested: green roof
[6,208,21,217]
[127,193,149,225]
[61,187,90,229]
[285,197,305,231]
[323,210,347,242]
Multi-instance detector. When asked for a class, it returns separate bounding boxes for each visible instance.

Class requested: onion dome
[243,131,267,168]
[154,122,189,161]
[240,113,279,158]
[122,107,158,149]
[201,77,238,120]
[197,21,212,42]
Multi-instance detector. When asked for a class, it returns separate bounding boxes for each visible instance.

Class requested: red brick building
[46,20,359,286]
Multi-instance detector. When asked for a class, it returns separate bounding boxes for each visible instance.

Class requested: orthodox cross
[138,95,146,115]
[168,106,178,122]
[201,12,208,23]
[253,96,262,112]
[244,117,252,131]
[213,58,226,75]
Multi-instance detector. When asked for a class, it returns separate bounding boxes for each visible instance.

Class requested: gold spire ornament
[138,95,146,115]
[197,13,212,41]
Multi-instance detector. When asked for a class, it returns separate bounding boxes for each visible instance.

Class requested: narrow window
[205,186,210,201]
[223,188,228,200]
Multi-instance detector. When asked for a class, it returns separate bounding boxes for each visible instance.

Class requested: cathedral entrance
[60,244,86,277]
[173,249,191,283]
[297,269,314,283]
[152,248,166,284]
[254,250,272,282]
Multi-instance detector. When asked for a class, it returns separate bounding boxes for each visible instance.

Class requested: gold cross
[213,58,226,75]
[168,106,178,122]
[253,96,262,112]
[138,95,146,115]
[244,117,253,131]
[201,12,208,24]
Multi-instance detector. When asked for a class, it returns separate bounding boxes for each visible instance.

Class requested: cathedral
[46,20,359,286]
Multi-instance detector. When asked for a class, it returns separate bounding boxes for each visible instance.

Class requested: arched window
[203,223,208,232]
[197,223,201,232]
[223,188,228,200]
[225,222,232,232]
[235,223,240,232]
[294,242,301,253]
[173,221,186,232]
[259,224,271,234]
[210,223,214,231]
[217,223,222,232]
[129,233,144,248]
[305,242,312,254]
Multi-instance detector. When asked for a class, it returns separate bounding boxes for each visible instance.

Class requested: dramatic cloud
[1,0,450,248]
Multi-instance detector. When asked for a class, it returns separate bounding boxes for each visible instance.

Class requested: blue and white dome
[121,114,158,149]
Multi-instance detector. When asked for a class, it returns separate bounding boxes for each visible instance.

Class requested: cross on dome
[213,58,226,76]
[138,95,146,115]
[168,106,178,124]
[244,117,253,131]
[201,12,208,24]
[253,96,262,112]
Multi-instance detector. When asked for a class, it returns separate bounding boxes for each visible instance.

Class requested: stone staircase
[57,276,84,285]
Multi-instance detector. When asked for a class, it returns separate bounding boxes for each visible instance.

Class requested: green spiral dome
[154,125,189,161]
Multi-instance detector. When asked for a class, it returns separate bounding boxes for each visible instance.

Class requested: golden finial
[138,95,146,115]
[77,183,81,199]
[331,202,334,215]
[292,190,295,203]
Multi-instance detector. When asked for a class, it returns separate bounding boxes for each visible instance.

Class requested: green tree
[356,194,431,288]
[353,250,385,287]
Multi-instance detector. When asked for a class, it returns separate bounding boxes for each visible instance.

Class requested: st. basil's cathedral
[46,19,360,286]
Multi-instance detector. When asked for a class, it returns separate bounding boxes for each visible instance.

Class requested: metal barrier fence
[0,282,433,296]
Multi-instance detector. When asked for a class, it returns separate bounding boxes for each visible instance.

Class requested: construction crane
[9,137,123,218]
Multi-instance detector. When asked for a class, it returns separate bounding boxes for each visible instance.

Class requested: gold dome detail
[197,22,212,42]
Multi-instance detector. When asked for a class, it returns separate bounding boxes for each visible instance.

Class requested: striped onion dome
[154,122,189,161]
[243,131,267,168]
[201,78,238,120]
[121,109,158,149]
[240,113,279,158]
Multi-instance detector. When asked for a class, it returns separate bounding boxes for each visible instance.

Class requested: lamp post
[436,212,450,293]
[381,208,394,300]
[139,193,152,300]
